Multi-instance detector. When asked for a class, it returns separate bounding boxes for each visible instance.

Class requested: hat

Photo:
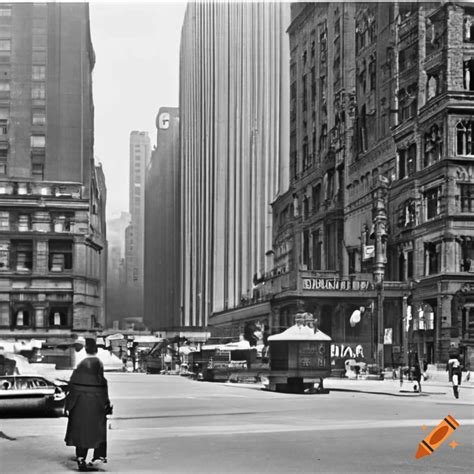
[85,338,98,355]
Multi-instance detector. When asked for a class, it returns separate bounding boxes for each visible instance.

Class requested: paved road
[1,373,473,473]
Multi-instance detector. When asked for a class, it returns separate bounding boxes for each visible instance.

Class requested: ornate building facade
[270,1,474,367]
[0,3,106,342]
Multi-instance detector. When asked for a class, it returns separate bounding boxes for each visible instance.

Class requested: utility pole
[372,176,389,371]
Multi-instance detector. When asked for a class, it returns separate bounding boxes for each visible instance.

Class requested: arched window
[456,120,474,156]
[49,307,68,327]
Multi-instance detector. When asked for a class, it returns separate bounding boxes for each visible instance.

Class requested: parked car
[0,375,67,417]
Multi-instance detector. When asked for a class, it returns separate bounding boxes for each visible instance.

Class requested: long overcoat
[64,356,110,449]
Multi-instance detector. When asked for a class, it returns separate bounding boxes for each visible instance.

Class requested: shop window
[11,240,33,271]
[423,124,443,167]
[425,242,440,275]
[14,309,31,327]
[456,120,474,156]
[460,184,474,213]
[49,308,68,327]
[48,240,73,272]
[425,187,440,219]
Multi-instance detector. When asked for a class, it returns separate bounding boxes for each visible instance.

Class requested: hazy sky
[90,2,187,219]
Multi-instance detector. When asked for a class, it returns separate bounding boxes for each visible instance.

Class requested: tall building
[125,131,150,320]
[144,108,180,332]
[179,2,290,333]
[106,211,130,327]
[0,3,106,340]
[271,1,474,367]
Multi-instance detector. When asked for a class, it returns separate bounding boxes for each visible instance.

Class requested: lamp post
[372,177,389,371]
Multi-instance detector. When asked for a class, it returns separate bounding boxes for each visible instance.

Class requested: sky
[89,2,187,220]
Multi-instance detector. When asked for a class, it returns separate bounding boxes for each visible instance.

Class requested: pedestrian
[447,355,462,399]
[65,338,113,471]
[412,361,422,393]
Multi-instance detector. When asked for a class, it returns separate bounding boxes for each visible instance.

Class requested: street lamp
[372,177,389,371]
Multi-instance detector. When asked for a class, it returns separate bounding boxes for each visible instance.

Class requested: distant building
[179,2,290,334]
[0,3,106,340]
[125,131,150,320]
[144,108,180,331]
[106,211,130,327]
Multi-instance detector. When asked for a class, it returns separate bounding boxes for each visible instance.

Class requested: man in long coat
[65,338,112,471]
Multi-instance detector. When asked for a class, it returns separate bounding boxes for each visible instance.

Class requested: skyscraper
[144,108,180,331]
[125,131,150,320]
[0,3,106,340]
[179,2,290,333]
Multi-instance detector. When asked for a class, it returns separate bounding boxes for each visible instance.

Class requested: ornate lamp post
[372,177,389,370]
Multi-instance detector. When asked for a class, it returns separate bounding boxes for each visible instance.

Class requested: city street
[0,373,473,473]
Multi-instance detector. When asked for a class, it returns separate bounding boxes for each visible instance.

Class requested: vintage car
[0,375,67,417]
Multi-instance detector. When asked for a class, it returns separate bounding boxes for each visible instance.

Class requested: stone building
[0,3,106,342]
[271,1,474,367]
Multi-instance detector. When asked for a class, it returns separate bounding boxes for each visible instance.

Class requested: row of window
[0,240,73,272]
[0,212,72,233]
[9,307,70,328]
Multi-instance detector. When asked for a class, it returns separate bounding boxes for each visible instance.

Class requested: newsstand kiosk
[266,313,332,393]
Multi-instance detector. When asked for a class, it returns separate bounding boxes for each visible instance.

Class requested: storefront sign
[302,278,374,291]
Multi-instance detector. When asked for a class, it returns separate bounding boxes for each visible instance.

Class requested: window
[407,144,416,175]
[49,308,68,327]
[30,135,45,148]
[425,187,440,219]
[14,310,31,327]
[369,58,376,91]
[456,121,474,156]
[11,241,33,271]
[31,83,45,100]
[32,163,44,180]
[32,65,45,81]
[311,230,321,270]
[0,162,6,175]
[302,230,310,267]
[312,184,321,212]
[464,60,474,90]
[0,7,11,16]
[358,106,367,153]
[32,51,46,64]
[325,223,337,270]
[460,184,474,212]
[18,214,30,232]
[32,111,46,126]
[48,240,73,272]
[0,118,6,134]
[302,74,307,111]
[0,40,10,51]
[0,240,9,269]
[424,124,443,167]
[302,137,309,170]
[425,242,440,275]
[464,16,474,42]
[303,196,309,219]
[399,44,417,72]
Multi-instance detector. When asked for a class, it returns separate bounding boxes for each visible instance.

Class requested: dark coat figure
[412,363,422,393]
[65,339,111,471]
